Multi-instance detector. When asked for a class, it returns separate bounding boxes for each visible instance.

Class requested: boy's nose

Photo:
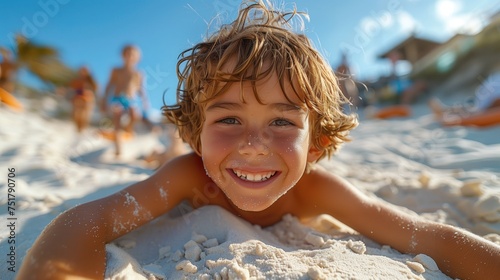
[238,132,269,156]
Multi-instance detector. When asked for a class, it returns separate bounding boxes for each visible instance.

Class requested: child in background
[101,45,149,156]
[0,47,18,93]
[69,66,98,133]
[18,1,500,279]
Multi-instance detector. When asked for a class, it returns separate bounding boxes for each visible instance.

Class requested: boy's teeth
[233,170,276,182]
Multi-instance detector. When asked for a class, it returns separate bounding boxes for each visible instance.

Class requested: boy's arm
[137,72,149,110]
[301,166,500,280]
[17,153,204,280]
[17,199,108,279]
[101,69,117,112]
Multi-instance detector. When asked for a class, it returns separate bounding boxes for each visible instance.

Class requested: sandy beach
[1,94,500,279]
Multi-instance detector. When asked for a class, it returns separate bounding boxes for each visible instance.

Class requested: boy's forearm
[416,222,500,279]
[17,206,108,279]
[357,201,500,280]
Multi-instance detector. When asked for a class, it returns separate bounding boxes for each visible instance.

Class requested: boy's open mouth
[231,169,277,182]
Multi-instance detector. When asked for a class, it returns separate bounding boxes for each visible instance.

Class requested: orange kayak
[0,87,23,112]
[373,105,411,119]
[444,108,500,128]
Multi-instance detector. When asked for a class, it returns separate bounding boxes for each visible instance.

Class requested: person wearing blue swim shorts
[101,45,149,156]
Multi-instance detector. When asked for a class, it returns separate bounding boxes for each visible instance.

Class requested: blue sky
[1,0,499,112]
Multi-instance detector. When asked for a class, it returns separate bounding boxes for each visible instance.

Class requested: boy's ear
[307,146,323,162]
[307,135,331,162]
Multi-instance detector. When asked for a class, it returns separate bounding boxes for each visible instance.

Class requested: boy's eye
[217,118,240,125]
[272,118,293,126]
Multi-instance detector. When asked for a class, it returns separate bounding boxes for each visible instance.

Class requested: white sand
[1,98,500,279]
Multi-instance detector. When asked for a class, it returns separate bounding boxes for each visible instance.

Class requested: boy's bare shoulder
[299,165,352,190]
[163,152,203,168]
[149,152,207,185]
[108,67,121,79]
[293,165,371,212]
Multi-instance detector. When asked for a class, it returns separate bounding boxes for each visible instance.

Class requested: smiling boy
[18,1,500,279]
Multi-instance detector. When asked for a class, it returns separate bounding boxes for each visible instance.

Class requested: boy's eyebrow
[206,102,305,113]
[272,103,304,113]
[206,102,242,111]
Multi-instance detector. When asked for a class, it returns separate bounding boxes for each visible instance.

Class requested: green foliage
[14,34,76,87]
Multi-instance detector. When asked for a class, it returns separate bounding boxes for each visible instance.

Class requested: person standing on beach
[101,45,148,156]
[336,52,360,110]
[385,50,427,105]
[69,66,98,133]
[0,48,18,93]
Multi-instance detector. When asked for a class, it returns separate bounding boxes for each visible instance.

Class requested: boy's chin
[230,197,274,212]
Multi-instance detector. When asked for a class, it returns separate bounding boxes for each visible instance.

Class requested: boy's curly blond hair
[163,0,358,163]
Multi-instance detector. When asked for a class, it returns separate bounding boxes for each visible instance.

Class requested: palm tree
[14,34,76,87]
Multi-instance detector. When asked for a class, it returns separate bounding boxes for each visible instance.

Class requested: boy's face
[199,71,321,212]
[78,67,89,76]
[122,48,140,65]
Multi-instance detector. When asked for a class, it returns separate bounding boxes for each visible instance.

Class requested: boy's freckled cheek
[205,128,241,144]
[275,133,307,148]
[201,133,235,160]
